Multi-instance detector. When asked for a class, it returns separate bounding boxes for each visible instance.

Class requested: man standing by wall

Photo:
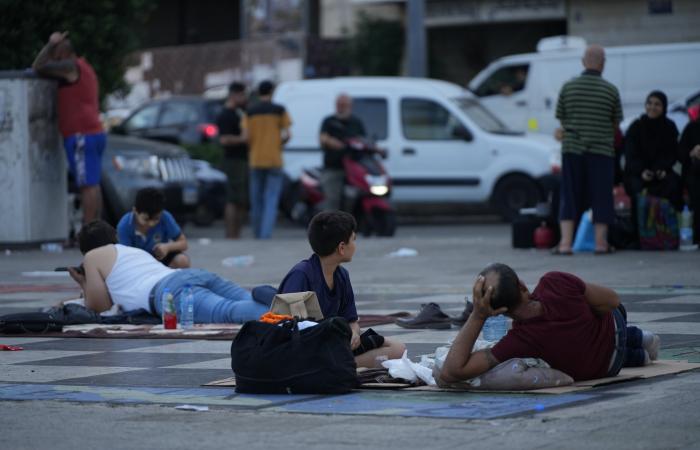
[33,31,106,224]
[243,80,291,239]
[217,82,249,239]
[319,94,367,211]
[553,44,622,255]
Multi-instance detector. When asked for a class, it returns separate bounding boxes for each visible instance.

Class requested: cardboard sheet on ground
[409,360,700,394]
[205,360,700,392]
[0,314,405,339]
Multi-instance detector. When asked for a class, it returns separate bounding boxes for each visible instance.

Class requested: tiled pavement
[1,285,699,419]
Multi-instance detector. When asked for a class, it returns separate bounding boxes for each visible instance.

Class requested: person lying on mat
[278,211,405,368]
[439,263,660,383]
[67,220,270,323]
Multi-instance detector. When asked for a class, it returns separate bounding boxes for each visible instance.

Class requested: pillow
[434,358,573,391]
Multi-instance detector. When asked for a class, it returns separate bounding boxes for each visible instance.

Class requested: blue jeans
[249,168,284,239]
[151,269,269,323]
[608,305,646,376]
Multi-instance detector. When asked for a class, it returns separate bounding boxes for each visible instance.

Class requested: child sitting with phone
[116,188,190,268]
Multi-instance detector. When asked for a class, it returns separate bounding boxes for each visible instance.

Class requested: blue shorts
[64,132,106,187]
[559,152,615,224]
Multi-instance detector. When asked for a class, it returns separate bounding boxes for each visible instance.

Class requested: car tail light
[688,105,700,122]
[199,123,219,138]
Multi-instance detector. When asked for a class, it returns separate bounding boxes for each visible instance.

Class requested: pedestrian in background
[216,82,249,239]
[624,90,682,244]
[32,31,106,224]
[679,118,700,245]
[319,94,368,211]
[553,44,623,255]
[242,81,292,239]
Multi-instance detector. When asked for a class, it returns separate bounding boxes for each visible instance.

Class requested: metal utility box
[0,73,67,244]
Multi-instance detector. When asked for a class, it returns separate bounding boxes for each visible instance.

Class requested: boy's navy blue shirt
[116,210,182,255]
[278,254,358,322]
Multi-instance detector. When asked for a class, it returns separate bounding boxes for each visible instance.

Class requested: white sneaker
[643,333,660,361]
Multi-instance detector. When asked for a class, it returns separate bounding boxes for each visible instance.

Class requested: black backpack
[0,312,64,334]
[231,317,357,394]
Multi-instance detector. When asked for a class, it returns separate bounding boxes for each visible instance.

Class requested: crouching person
[68,220,270,323]
[439,263,660,384]
[278,211,405,368]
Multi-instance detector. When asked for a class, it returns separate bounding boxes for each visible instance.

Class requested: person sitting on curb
[278,211,406,368]
[438,263,660,383]
[117,187,190,268]
[68,220,270,323]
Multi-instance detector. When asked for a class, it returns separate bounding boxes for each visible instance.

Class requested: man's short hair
[479,263,521,311]
[307,211,357,257]
[134,188,165,217]
[78,220,118,254]
[228,82,246,95]
[258,80,274,96]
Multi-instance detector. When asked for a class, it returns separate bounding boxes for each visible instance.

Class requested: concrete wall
[0,77,66,244]
[320,0,403,38]
[568,0,700,46]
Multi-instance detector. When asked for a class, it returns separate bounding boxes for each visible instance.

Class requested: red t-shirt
[491,272,615,381]
[57,57,103,138]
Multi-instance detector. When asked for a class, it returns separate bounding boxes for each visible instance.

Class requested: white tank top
[105,244,176,312]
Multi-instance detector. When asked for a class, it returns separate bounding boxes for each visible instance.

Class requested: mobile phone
[54,266,85,275]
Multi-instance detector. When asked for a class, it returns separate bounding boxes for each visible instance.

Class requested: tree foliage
[349,12,404,76]
[0,0,155,101]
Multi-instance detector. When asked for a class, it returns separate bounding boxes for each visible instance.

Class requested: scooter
[290,138,397,236]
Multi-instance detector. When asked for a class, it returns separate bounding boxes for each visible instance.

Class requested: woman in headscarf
[624,91,683,244]
[679,116,700,245]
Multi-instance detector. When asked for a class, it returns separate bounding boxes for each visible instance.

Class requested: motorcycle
[289,138,397,237]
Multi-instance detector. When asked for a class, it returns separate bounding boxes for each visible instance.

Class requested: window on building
[351,97,389,140]
[401,98,465,141]
[474,64,530,97]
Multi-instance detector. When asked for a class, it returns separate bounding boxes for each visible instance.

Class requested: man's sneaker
[450,301,474,326]
[395,303,452,329]
[642,331,660,361]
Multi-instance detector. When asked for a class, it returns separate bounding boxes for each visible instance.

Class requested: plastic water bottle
[680,205,696,251]
[40,243,63,253]
[221,255,255,267]
[483,315,509,341]
[180,284,195,329]
[161,288,177,329]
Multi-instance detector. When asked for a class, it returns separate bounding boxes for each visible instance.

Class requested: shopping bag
[637,191,679,250]
[269,291,324,320]
[572,210,595,253]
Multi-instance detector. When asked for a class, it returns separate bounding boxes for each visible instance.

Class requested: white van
[469,36,700,135]
[273,77,560,220]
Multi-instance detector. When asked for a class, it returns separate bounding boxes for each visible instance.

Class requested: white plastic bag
[381,350,436,386]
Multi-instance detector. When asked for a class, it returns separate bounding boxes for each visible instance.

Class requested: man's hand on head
[472,275,507,321]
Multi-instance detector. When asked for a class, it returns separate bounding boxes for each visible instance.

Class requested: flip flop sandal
[551,247,573,255]
[594,246,616,255]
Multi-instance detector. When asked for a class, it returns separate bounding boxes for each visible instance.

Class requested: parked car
[99,135,199,225]
[469,36,700,135]
[274,77,561,221]
[111,96,224,145]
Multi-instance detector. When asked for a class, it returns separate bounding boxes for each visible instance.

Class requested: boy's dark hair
[258,80,274,96]
[307,211,357,257]
[134,188,164,217]
[78,220,118,255]
[479,263,521,311]
[228,82,246,94]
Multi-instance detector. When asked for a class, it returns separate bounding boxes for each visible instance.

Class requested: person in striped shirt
[553,44,623,255]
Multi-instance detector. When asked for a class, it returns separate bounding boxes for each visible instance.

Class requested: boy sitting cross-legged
[116,187,190,268]
[278,211,405,368]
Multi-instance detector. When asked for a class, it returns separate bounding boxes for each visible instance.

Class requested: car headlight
[112,155,161,178]
[365,174,389,196]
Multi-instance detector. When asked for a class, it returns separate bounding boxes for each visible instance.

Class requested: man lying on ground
[278,211,405,368]
[439,263,660,383]
[67,220,269,323]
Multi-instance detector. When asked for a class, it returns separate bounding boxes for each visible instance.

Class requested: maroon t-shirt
[491,272,615,381]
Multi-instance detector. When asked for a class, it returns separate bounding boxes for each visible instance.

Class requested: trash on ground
[386,248,418,258]
[198,238,212,246]
[381,350,436,385]
[175,404,209,412]
[1,344,24,351]
[221,255,254,267]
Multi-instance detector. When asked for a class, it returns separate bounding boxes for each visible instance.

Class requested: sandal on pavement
[594,246,616,255]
